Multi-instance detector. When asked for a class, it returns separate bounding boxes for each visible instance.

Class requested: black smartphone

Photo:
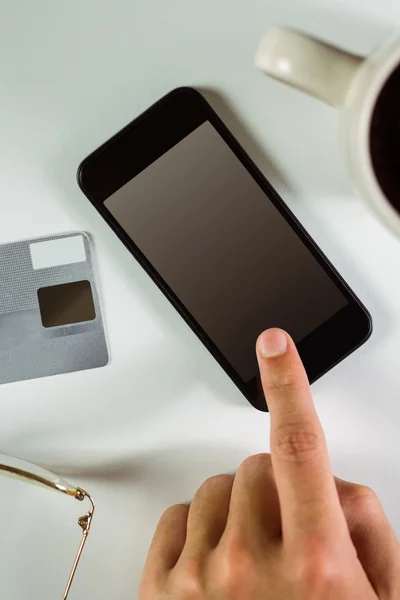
[78,87,372,411]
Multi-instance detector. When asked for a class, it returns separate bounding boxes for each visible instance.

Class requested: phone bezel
[78,87,372,411]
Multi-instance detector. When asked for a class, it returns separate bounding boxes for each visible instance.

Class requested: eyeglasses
[0,453,95,599]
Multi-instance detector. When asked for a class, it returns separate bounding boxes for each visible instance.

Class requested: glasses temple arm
[63,489,95,600]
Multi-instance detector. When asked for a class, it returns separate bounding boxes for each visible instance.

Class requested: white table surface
[1,0,400,598]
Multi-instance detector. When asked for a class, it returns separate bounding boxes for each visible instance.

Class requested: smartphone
[78,87,372,411]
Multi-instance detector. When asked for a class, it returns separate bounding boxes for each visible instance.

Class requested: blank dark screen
[105,121,347,381]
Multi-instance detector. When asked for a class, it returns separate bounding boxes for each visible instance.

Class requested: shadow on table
[33,441,400,539]
[53,443,247,487]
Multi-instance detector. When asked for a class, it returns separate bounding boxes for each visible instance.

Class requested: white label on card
[30,236,86,269]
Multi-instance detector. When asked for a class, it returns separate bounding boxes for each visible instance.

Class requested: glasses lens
[0,454,77,495]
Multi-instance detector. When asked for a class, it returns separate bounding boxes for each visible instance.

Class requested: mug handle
[255,27,364,108]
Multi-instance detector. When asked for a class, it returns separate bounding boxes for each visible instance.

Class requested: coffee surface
[370,63,400,214]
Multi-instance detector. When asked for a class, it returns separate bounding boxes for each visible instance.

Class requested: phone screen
[104,120,348,382]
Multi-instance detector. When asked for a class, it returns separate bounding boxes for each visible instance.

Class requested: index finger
[256,329,348,543]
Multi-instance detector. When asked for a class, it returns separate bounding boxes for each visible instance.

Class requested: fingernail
[258,329,288,358]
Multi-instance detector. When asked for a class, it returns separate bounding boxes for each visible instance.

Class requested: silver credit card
[0,232,109,384]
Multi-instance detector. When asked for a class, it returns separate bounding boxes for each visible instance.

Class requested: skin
[139,329,400,600]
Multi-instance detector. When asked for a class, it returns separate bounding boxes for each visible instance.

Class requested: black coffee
[370,64,400,213]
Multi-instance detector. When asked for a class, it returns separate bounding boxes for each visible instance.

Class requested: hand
[139,329,400,600]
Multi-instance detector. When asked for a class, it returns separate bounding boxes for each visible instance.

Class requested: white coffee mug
[255,27,400,239]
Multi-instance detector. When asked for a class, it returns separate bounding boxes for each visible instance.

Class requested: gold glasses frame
[0,454,94,599]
